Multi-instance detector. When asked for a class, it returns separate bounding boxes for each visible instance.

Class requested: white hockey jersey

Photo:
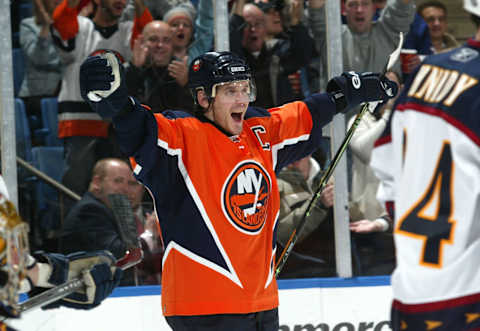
[371,39,480,309]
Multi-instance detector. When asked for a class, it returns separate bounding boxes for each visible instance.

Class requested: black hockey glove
[80,51,132,119]
[326,72,398,113]
[30,250,123,310]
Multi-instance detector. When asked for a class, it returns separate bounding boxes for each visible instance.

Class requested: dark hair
[417,1,447,17]
[470,13,480,28]
[255,0,285,13]
[342,0,374,4]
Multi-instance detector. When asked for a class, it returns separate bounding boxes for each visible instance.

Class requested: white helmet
[465,0,480,17]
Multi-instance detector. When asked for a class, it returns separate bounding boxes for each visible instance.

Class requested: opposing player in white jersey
[371,1,480,330]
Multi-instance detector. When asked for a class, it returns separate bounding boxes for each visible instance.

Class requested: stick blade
[116,247,143,270]
[385,32,404,72]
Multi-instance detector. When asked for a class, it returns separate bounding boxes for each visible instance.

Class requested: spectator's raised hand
[290,0,304,26]
[79,1,94,17]
[168,56,189,87]
[67,0,82,9]
[132,34,149,67]
[38,7,53,26]
[232,0,247,16]
[34,0,53,38]
[134,0,146,17]
[319,183,334,208]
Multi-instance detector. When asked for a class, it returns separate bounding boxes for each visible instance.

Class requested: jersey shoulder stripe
[396,41,480,139]
[397,102,480,147]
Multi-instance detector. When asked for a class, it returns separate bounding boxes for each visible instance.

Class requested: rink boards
[11,276,393,331]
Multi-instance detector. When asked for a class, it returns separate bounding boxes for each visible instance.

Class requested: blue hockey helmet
[188,51,256,105]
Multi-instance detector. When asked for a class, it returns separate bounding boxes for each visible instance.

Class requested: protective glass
[211,79,257,102]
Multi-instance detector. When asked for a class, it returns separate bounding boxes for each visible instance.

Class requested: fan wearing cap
[163,3,195,57]
[255,0,310,101]
[254,0,303,44]
[162,0,214,65]
[255,0,284,41]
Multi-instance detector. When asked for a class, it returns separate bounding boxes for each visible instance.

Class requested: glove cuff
[326,72,398,114]
[326,77,347,113]
[116,96,136,118]
[33,252,69,286]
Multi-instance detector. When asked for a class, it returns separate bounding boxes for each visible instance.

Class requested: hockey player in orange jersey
[79,50,397,330]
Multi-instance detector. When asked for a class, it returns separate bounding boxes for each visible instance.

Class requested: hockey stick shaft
[275,33,404,277]
[18,247,143,313]
[275,104,369,277]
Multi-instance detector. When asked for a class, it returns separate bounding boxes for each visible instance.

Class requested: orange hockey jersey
[113,94,336,316]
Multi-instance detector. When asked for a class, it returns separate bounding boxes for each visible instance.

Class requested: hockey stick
[19,193,145,312]
[275,32,404,277]
[17,247,143,313]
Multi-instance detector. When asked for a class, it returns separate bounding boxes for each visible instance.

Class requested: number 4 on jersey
[396,142,456,268]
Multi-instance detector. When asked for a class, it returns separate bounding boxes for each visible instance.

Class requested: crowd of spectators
[9,0,467,283]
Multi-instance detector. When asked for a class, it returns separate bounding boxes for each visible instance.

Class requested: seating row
[14,97,64,232]
[12,2,34,48]
[13,48,24,97]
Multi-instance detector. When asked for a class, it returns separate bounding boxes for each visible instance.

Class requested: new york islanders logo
[222,161,271,235]
[192,59,202,71]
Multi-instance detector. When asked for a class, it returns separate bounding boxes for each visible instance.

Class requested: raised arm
[131,0,153,49]
[280,0,314,72]
[19,17,61,68]
[33,0,53,35]
[229,0,247,59]
[187,0,214,65]
[377,0,415,39]
[307,0,326,53]
[52,0,81,41]
[348,110,390,164]
[273,72,398,170]
[134,0,146,17]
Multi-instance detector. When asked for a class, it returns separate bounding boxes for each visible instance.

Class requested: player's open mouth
[113,3,124,10]
[231,113,243,122]
[177,33,185,40]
